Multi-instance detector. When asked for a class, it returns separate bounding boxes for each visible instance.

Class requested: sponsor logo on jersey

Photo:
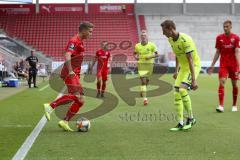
[69,43,75,50]
[223,44,234,48]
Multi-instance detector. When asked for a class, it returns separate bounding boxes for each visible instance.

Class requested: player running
[90,41,111,98]
[161,20,201,131]
[133,30,160,106]
[43,22,94,131]
[208,20,240,112]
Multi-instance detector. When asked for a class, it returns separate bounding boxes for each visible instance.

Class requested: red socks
[218,84,224,106]
[218,84,238,106]
[50,94,79,109]
[64,99,84,121]
[233,87,238,106]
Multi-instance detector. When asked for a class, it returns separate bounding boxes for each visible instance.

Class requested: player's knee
[232,80,238,87]
[77,96,84,105]
[141,81,146,85]
[219,79,226,86]
[70,103,80,113]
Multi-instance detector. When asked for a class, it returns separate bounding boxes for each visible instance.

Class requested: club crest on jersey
[231,38,235,43]
[69,44,75,50]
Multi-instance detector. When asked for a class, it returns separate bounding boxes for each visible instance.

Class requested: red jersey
[96,49,110,71]
[215,33,240,67]
[61,34,85,79]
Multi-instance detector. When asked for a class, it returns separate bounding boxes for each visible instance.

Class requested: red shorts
[97,69,108,81]
[64,74,83,95]
[219,66,239,80]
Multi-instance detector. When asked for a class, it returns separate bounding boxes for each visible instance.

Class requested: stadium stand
[0,13,138,61]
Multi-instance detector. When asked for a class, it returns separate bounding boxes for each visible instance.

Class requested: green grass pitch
[0,74,239,160]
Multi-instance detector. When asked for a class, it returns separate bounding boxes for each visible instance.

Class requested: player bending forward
[161,20,201,131]
[44,22,94,131]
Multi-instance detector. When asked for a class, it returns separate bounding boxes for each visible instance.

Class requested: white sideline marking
[1,125,32,128]
[39,84,49,92]
[12,93,63,160]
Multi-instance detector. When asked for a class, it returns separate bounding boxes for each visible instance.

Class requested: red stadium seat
[0,13,138,61]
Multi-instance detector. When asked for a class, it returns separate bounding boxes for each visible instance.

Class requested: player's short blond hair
[223,20,232,26]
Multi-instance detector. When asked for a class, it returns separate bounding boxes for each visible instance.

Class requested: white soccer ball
[76,117,91,132]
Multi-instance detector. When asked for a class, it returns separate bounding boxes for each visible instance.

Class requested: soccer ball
[76,117,91,132]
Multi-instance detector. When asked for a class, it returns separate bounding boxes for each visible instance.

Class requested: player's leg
[179,66,201,129]
[231,79,238,111]
[33,68,37,88]
[140,63,153,105]
[170,71,185,131]
[96,69,102,97]
[140,76,148,105]
[229,67,239,111]
[64,94,84,122]
[44,75,81,121]
[183,66,200,119]
[28,68,33,88]
[100,71,108,97]
[216,67,228,112]
[138,63,146,98]
[170,67,199,131]
[181,66,200,129]
[96,77,101,98]
[59,75,84,131]
[146,78,149,86]
[59,93,84,132]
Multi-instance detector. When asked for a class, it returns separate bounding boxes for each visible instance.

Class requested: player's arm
[65,41,78,76]
[208,36,221,74]
[133,51,139,61]
[183,38,198,90]
[65,52,75,77]
[173,57,179,79]
[146,43,160,60]
[186,52,198,90]
[235,36,240,72]
[145,51,160,60]
[236,48,240,71]
[133,44,139,61]
[208,49,220,75]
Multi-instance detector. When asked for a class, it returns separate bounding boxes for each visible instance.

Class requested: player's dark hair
[223,20,232,26]
[161,20,176,30]
[79,21,94,32]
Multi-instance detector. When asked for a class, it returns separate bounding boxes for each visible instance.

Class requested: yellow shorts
[137,63,154,78]
[174,65,201,89]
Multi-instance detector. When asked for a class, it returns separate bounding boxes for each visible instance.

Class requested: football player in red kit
[208,20,240,112]
[90,41,111,98]
[44,22,94,131]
